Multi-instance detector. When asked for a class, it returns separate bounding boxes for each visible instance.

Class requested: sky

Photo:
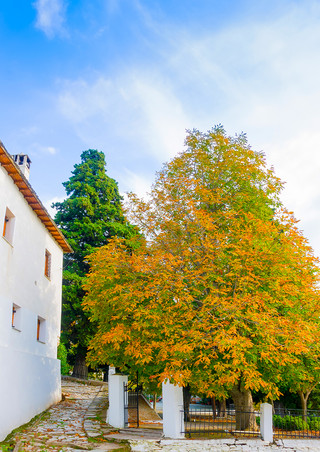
[1,0,320,255]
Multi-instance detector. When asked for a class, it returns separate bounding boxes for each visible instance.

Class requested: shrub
[273,415,308,431]
[273,415,283,429]
[57,343,71,375]
[309,417,320,431]
[287,416,308,431]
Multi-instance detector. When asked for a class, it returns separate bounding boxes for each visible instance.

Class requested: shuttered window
[37,318,40,340]
[2,207,15,244]
[3,215,8,237]
[37,316,46,342]
[12,303,21,331]
[45,249,51,279]
[12,305,16,327]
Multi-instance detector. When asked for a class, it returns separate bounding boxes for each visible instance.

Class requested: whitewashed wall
[0,164,64,440]
[0,347,61,440]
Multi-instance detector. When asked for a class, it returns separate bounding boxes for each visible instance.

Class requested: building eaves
[0,140,72,253]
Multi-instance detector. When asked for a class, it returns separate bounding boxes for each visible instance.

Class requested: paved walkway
[3,378,320,451]
[1,378,126,451]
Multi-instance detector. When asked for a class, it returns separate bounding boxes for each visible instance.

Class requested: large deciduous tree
[83,127,320,426]
[53,149,135,378]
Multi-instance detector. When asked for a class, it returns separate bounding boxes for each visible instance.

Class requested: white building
[0,141,72,441]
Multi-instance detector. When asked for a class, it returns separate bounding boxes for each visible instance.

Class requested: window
[2,207,15,244]
[44,249,51,279]
[37,316,46,343]
[12,303,21,331]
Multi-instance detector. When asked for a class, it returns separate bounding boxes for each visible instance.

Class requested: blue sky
[1,0,320,255]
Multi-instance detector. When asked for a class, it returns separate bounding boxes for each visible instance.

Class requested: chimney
[12,154,31,181]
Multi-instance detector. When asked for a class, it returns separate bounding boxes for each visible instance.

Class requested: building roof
[0,140,72,253]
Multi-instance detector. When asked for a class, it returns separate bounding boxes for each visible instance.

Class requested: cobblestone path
[1,379,127,452]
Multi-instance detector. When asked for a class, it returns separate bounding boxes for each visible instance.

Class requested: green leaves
[54,149,136,369]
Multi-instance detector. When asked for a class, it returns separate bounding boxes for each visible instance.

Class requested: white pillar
[108,367,117,404]
[109,366,116,377]
[107,374,128,429]
[162,380,184,438]
[260,403,273,442]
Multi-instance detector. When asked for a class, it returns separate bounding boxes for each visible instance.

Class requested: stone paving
[1,378,127,452]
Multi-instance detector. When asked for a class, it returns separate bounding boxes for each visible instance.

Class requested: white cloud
[131,78,189,160]
[44,196,65,218]
[154,5,320,254]
[106,0,120,15]
[120,169,153,199]
[20,126,39,136]
[33,0,67,38]
[55,1,320,255]
[44,146,57,155]
[24,142,59,156]
[58,73,190,162]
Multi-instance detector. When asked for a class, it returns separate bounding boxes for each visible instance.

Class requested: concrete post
[107,374,128,428]
[108,366,117,406]
[260,403,273,442]
[162,380,184,438]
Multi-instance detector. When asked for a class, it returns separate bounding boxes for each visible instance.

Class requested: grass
[0,445,14,452]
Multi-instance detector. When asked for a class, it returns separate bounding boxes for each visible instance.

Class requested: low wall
[61,375,107,386]
[0,346,61,441]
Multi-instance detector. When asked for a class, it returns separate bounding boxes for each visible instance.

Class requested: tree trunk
[72,353,88,379]
[299,391,310,424]
[183,385,191,422]
[153,394,157,410]
[231,385,257,431]
[102,364,109,382]
[219,398,226,418]
[217,399,222,417]
[211,396,216,419]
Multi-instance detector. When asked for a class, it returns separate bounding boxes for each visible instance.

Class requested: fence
[273,408,320,439]
[180,405,320,440]
[181,406,260,438]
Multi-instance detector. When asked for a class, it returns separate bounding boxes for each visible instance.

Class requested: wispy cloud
[55,1,320,253]
[44,196,65,218]
[33,0,67,38]
[17,141,59,158]
[20,126,39,136]
[58,72,190,162]
[43,146,57,155]
[121,169,153,199]
[106,0,121,15]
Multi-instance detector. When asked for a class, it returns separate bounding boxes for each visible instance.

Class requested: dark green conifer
[54,149,135,378]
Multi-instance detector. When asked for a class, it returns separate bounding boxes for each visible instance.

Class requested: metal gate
[124,383,140,427]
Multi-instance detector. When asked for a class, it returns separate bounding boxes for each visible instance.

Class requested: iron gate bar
[124,383,129,427]
[123,374,140,428]
[136,372,139,428]
[181,407,260,438]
